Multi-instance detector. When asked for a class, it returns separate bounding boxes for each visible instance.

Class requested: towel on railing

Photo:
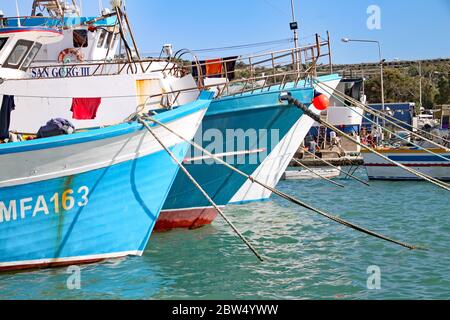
[191,56,238,81]
[71,97,102,120]
[205,58,223,78]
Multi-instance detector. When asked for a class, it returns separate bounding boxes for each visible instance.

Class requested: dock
[290,151,364,167]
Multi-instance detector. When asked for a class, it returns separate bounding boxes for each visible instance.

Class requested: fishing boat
[0,24,212,270]
[157,39,341,229]
[282,167,341,180]
[228,73,341,206]
[362,148,450,181]
[7,2,341,231]
[158,78,316,230]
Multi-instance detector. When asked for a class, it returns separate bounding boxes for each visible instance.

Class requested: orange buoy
[312,93,330,111]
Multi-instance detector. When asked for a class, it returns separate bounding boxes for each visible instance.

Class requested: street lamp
[342,37,385,144]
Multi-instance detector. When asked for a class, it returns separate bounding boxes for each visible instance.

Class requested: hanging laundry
[191,61,207,80]
[71,97,102,120]
[0,95,15,140]
[205,58,223,78]
[192,57,238,81]
[223,56,238,80]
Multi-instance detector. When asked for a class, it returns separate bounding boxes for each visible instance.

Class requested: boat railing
[135,68,318,111]
[177,32,333,90]
[27,32,332,89]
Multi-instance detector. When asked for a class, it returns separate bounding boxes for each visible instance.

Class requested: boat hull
[0,98,209,271]
[157,84,315,230]
[230,74,342,204]
[362,149,450,181]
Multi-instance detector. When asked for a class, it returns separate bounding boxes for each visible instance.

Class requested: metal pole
[419,60,423,109]
[290,0,301,74]
[378,41,385,144]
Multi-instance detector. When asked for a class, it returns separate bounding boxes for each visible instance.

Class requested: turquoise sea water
[1,168,449,300]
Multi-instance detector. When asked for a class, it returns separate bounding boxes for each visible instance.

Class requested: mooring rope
[291,158,345,188]
[300,149,370,187]
[142,116,422,251]
[315,81,450,163]
[315,80,450,149]
[137,118,264,262]
[281,94,450,192]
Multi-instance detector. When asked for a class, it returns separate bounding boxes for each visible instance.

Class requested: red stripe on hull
[155,207,219,231]
[0,258,105,273]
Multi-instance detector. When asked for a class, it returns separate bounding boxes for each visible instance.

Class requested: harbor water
[0,168,449,300]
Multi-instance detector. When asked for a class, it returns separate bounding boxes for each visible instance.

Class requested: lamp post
[342,37,385,144]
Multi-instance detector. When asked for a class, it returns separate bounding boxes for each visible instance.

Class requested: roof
[5,16,118,28]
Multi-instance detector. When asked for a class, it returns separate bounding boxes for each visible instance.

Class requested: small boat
[361,148,450,181]
[282,167,342,180]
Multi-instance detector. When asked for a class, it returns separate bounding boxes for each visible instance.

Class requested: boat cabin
[0,26,63,79]
[3,16,119,65]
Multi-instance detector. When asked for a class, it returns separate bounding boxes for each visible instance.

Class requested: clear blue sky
[2,0,450,63]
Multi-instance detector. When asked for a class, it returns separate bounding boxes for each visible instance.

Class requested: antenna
[15,0,21,27]
[98,0,104,14]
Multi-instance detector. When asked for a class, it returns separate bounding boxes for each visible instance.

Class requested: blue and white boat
[229,74,341,205]
[362,147,450,181]
[0,24,212,270]
[158,59,340,229]
[157,81,317,230]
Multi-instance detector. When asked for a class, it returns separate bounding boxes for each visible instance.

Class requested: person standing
[309,138,319,155]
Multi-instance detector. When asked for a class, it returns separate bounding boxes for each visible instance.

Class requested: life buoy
[58,48,85,63]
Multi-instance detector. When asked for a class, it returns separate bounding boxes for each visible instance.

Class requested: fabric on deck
[71,97,102,120]
[0,95,16,140]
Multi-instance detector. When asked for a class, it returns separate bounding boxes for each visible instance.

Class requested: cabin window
[21,43,42,70]
[73,30,88,48]
[104,31,114,49]
[0,38,7,52]
[4,40,34,69]
[97,30,107,48]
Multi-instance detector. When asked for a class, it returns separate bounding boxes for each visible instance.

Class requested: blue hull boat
[0,94,211,271]
[157,83,316,230]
